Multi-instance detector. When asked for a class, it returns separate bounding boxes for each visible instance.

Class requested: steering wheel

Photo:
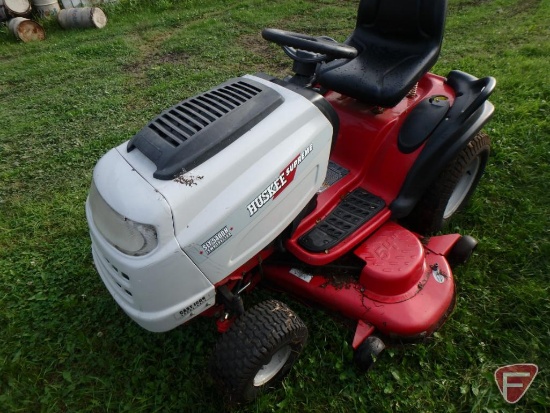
[261,28,358,63]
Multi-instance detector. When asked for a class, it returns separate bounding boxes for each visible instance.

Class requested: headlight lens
[89,181,158,256]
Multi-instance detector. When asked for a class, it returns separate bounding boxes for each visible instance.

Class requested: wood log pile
[1,0,115,41]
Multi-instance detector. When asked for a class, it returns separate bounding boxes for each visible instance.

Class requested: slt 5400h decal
[201,226,232,255]
[246,144,313,217]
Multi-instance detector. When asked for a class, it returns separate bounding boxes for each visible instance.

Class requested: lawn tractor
[86,0,495,403]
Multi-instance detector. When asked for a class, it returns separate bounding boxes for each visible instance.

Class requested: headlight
[88,181,158,256]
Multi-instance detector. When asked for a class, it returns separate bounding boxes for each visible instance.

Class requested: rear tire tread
[404,132,490,234]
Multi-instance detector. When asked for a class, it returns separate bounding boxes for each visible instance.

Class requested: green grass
[1,0,548,411]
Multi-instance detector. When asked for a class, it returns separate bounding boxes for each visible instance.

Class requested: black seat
[316,0,448,107]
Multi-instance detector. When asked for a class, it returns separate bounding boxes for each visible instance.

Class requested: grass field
[0,0,548,411]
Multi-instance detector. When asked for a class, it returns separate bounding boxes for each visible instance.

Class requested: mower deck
[264,221,457,341]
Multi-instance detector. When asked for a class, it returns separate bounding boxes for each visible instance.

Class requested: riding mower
[86,0,495,403]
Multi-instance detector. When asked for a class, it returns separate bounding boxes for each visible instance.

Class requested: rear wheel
[405,132,490,234]
[211,300,308,404]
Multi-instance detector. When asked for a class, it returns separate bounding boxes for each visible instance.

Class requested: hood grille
[149,82,264,147]
[127,77,283,179]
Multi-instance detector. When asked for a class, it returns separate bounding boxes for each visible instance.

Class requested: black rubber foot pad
[318,161,349,193]
[298,188,385,252]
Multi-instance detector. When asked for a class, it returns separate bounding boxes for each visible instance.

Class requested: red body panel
[286,73,456,266]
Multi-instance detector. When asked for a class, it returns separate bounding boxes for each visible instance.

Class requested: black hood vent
[128,78,283,180]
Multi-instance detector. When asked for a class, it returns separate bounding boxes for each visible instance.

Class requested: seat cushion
[316,0,447,107]
[317,34,439,107]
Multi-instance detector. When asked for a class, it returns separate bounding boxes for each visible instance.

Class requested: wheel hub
[253,345,292,387]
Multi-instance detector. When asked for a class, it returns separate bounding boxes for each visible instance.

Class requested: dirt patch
[123,50,190,75]
[154,51,190,64]
[121,29,190,79]
[451,0,540,14]
[319,274,357,290]
[238,33,291,77]
[506,0,541,15]
[174,173,204,186]
[239,33,275,58]
[450,0,492,11]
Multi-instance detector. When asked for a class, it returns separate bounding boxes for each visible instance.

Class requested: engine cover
[119,75,335,284]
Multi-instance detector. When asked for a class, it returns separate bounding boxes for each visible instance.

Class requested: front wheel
[211,300,308,404]
[354,335,386,372]
[405,132,491,234]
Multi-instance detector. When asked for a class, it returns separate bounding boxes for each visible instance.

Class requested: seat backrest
[355,0,446,43]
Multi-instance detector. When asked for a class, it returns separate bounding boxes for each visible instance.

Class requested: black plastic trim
[299,188,385,252]
[127,78,284,180]
[398,96,450,154]
[390,70,496,218]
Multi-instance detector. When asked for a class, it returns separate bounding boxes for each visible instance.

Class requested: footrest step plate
[298,188,385,252]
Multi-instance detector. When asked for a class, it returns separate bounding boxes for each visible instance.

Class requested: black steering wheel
[261,28,358,63]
